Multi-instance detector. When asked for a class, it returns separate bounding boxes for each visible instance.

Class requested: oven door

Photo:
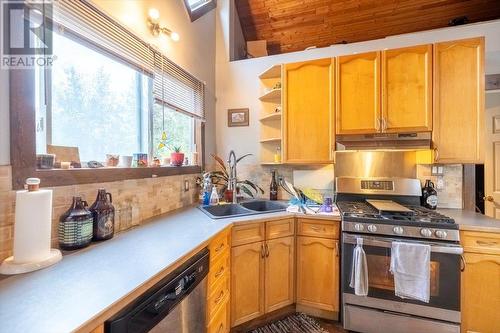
[342,233,463,323]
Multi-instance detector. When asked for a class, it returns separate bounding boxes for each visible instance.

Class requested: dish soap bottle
[421,179,438,210]
[59,196,94,250]
[89,189,115,241]
[209,187,219,206]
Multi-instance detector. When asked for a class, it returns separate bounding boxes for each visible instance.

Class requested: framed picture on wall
[228,108,249,127]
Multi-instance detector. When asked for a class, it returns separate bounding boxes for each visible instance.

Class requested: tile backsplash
[416,164,463,209]
[0,165,198,262]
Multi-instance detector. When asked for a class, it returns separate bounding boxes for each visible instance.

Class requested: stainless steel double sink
[198,200,288,219]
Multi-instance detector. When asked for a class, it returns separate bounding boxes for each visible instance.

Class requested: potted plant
[204,153,264,202]
[171,146,184,166]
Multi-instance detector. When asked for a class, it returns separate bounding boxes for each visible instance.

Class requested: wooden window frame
[183,0,216,22]
[10,69,202,190]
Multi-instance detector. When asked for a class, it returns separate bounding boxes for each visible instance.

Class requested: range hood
[336,132,431,151]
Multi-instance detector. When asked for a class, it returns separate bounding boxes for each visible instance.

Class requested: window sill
[13,165,202,189]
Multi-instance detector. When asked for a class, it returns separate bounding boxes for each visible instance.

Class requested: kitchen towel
[349,237,369,296]
[390,241,431,303]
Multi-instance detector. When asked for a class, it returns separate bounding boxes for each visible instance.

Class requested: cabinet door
[461,252,500,333]
[433,37,484,163]
[336,52,380,134]
[283,58,334,164]
[382,45,432,133]
[264,236,295,313]
[296,236,339,312]
[230,241,265,327]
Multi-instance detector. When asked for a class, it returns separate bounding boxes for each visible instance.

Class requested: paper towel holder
[0,178,62,275]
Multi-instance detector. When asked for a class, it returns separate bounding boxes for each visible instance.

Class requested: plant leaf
[239,179,264,194]
[236,153,253,163]
[240,185,255,198]
[157,142,165,150]
[211,154,228,177]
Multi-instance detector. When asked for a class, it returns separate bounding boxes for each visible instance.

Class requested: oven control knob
[393,226,404,235]
[367,224,377,233]
[420,228,432,237]
[354,223,364,232]
[435,230,447,239]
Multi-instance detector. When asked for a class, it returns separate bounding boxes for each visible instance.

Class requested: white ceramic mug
[119,155,133,167]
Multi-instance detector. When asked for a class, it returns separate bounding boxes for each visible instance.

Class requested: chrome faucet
[227,150,238,204]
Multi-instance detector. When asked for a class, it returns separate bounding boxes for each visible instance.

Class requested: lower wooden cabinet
[296,236,339,313]
[461,230,500,333]
[265,236,295,313]
[231,241,265,326]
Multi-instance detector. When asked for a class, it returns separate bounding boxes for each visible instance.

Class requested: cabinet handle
[261,243,265,258]
[460,255,466,272]
[382,118,387,131]
[476,240,498,247]
[310,226,325,232]
[265,243,270,257]
[214,290,224,304]
[434,147,439,162]
[217,323,224,333]
[376,117,381,131]
[335,242,339,257]
[215,243,225,253]
[215,266,225,278]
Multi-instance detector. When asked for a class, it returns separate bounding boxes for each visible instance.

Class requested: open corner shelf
[260,137,281,143]
[259,112,282,121]
[258,65,282,79]
[486,89,500,94]
[259,89,281,102]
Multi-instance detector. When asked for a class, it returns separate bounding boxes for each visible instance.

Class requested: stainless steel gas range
[337,177,463,333]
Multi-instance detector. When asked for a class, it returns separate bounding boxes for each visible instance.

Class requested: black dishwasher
[105,248,209,333]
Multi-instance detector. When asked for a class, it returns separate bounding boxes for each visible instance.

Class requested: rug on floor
[248,312,329,333]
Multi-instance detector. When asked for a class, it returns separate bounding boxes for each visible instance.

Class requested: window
[35,30,198,166]
[184,0,216,21]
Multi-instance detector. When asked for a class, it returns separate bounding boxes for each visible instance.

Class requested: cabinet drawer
[209,229,231,263]
[461,231,500,255]
[207,297,229,333]
[208,253,230,289]
[266,218,295,239]
[297,218,339,239]
[232,223,265,246]
[207,276,230,319]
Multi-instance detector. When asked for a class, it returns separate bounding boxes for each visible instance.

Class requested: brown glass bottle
[90,188,115,241]
[59,197,93,250]
[270,170,278,201]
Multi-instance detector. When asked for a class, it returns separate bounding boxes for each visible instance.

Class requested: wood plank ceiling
[236,0,500,55]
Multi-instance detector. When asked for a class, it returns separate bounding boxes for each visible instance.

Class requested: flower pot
[171,152,184,166]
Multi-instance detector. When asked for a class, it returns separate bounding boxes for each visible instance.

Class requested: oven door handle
[343,234,463,255]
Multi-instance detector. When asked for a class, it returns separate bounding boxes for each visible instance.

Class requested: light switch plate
[436,177,444,190]
[184,179,189,192]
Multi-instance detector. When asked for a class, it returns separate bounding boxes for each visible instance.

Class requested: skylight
[184,0,216,22]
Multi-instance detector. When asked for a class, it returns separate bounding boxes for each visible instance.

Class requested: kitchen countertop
[438,209,500,234]
[0,206,340,333]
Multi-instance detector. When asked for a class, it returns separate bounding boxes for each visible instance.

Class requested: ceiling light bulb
[148,8,160,22]
[170,32,180,42]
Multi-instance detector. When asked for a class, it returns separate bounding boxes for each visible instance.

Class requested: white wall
[215,8,500,165]
[0,69,8,165]
[0,0,217,166]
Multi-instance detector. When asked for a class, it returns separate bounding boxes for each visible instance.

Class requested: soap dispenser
[209,187,219,206]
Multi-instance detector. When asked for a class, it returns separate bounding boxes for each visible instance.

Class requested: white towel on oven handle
[349,237,369,296]
[390,241,431,303]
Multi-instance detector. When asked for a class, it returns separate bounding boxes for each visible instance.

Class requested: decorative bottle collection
[58,188,115,250]
[421,179,438,210]
[89,189,115,241]
[58,197,94,250]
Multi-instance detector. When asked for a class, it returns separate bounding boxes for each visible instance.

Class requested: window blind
[153,52,206,120]
[50,0,154,75]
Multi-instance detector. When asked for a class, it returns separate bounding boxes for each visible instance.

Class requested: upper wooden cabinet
[433,37,485,163]
[283,58,334,164]
[336,52,380,134]
[382,44,433,133]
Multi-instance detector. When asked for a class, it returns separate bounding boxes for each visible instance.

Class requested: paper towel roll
[13,189,53,263]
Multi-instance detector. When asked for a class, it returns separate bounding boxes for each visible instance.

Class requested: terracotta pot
[171,152,184,166]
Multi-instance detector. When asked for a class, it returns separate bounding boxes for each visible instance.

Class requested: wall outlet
[184,179,190,192]
[436,177,445,190]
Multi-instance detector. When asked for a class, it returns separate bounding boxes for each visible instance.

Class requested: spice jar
[89,189,115,241]
[59,197,93,250]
